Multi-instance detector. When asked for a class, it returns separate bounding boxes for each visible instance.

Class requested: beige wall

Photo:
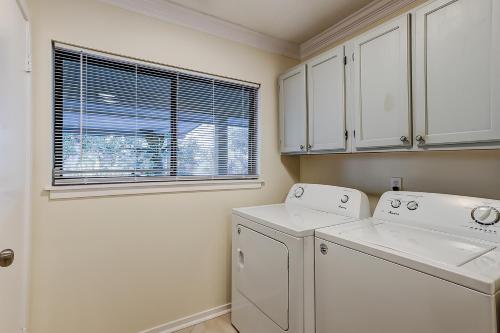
[300,150,500,207]
[28,0,299,332]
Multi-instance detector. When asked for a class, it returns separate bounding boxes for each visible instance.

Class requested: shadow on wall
[299,150,500,200]
[281,155,301,185]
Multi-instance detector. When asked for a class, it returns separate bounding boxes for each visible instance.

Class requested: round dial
[391,199,401,208]
[294,186,305,198]
[340,195,349,204]
[407,201,418,211]
[471,206,500,226]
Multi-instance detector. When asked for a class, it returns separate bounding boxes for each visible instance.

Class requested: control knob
[471,206,500,226]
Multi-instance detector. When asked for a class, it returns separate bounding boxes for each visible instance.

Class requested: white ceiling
[166,0,375,44]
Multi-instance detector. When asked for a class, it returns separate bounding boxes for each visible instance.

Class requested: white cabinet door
[415,0,500,146]
[353,15,411,149]
[279,64,307,153]
[307,46,346,152]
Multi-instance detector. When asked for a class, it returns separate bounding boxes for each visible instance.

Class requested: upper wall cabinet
[352,15,411,150]
[279,0,500,155]
[279,64,307,153]
[414,0,500,146]
[306,46,346,152]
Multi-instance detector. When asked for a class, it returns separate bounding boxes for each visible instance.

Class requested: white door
[415,0,500,146]
[307,46,346,152]
[0,1,31,333]
[353,15,411,149]
[234,225,289,330]
[279,64,307,154]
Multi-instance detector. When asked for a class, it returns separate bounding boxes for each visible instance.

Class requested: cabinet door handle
[415,135,425,144]
[0,249,14,268]
[400,136,408,143]
[307,144,312,150]
[300,145,305,150]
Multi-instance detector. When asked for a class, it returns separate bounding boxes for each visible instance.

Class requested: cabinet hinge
[345,130,348,140]
[353,130,356,138]
[344,56,347,65]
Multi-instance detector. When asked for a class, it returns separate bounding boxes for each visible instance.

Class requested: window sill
[45,179,264,200]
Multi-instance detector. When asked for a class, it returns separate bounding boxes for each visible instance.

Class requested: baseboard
[139,303,231,333]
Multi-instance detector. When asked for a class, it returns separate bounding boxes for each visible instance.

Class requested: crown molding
[300,0,420,59]
[100,0,300,59]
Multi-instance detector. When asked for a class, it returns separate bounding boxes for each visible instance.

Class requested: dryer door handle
[237,248,245,270]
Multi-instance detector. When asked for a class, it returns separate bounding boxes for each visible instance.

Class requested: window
[53,43,259,185]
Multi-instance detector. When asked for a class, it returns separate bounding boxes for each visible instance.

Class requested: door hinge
[25,53,32,73]
[345,130,348,141]
[25,22,32,73]
[343,56,347,65]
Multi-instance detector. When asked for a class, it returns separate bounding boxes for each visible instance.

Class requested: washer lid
[316,219,500,294]
[233,203,357,237]
[332,221,495,266]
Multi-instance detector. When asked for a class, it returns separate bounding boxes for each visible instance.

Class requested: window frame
[51,41,261,186]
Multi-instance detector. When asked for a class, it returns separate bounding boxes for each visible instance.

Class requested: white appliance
[231,183,370,333]
[315,191,500,333]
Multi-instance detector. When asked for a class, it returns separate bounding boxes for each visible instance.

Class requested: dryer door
[235,225,289,330]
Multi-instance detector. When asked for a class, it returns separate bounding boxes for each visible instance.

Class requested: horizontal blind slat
[53,44,259,186]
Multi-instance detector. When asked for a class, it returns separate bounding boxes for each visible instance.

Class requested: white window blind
[53,43,259,185]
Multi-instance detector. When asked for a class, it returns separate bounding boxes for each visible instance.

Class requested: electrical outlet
[390,177,402,191]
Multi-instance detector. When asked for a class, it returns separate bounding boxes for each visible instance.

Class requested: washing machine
[231,183,370,333]
[315,191,500,333]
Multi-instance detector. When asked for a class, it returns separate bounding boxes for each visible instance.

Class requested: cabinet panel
[279,65,307,153]
[415,0,500,146]
[353,15,411,149]
[307,46,346,152]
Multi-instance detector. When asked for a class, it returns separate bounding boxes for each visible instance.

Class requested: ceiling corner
[99,0,300,59]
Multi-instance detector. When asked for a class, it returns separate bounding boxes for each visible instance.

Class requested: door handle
[415,135,425,144]
[237,248,244,270]
[0,249,14,268]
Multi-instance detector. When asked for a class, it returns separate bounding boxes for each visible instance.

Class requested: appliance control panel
[375,191,500,242]
[286,183,370,219]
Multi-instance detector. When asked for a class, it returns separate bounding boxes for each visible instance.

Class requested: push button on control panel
[407,201,418,211]
[391,199,401,208]
[340,195,349,204]
[294,186,304,198]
